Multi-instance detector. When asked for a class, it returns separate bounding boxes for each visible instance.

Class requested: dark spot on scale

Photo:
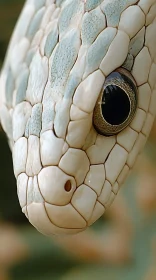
[64,180,72,192]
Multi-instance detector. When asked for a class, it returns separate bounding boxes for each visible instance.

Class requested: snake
[0,0,156,236]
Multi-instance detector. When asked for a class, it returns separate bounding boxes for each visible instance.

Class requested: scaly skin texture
[0,0,156,235]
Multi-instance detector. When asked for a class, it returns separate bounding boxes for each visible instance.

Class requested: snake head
[0,0,156,235]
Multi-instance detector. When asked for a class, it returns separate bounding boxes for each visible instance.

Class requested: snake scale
[0,0,156,236]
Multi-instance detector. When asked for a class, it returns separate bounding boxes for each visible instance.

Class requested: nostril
[64,180,72,192]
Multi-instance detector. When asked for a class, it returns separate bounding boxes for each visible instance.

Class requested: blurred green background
[0,1,156,280]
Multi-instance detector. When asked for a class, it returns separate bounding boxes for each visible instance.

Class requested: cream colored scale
[0,0,156,235]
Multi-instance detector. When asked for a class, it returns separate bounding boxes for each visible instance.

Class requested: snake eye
[93,68,138,136]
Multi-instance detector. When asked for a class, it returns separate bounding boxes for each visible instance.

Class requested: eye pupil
[102,85,130,126]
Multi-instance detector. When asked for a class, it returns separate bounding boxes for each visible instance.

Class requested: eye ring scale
[93,68,138,136]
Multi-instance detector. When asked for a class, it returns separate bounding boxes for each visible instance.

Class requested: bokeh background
[0,1,156,279]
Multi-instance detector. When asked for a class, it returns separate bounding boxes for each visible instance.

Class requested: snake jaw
[0,0,156,235]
